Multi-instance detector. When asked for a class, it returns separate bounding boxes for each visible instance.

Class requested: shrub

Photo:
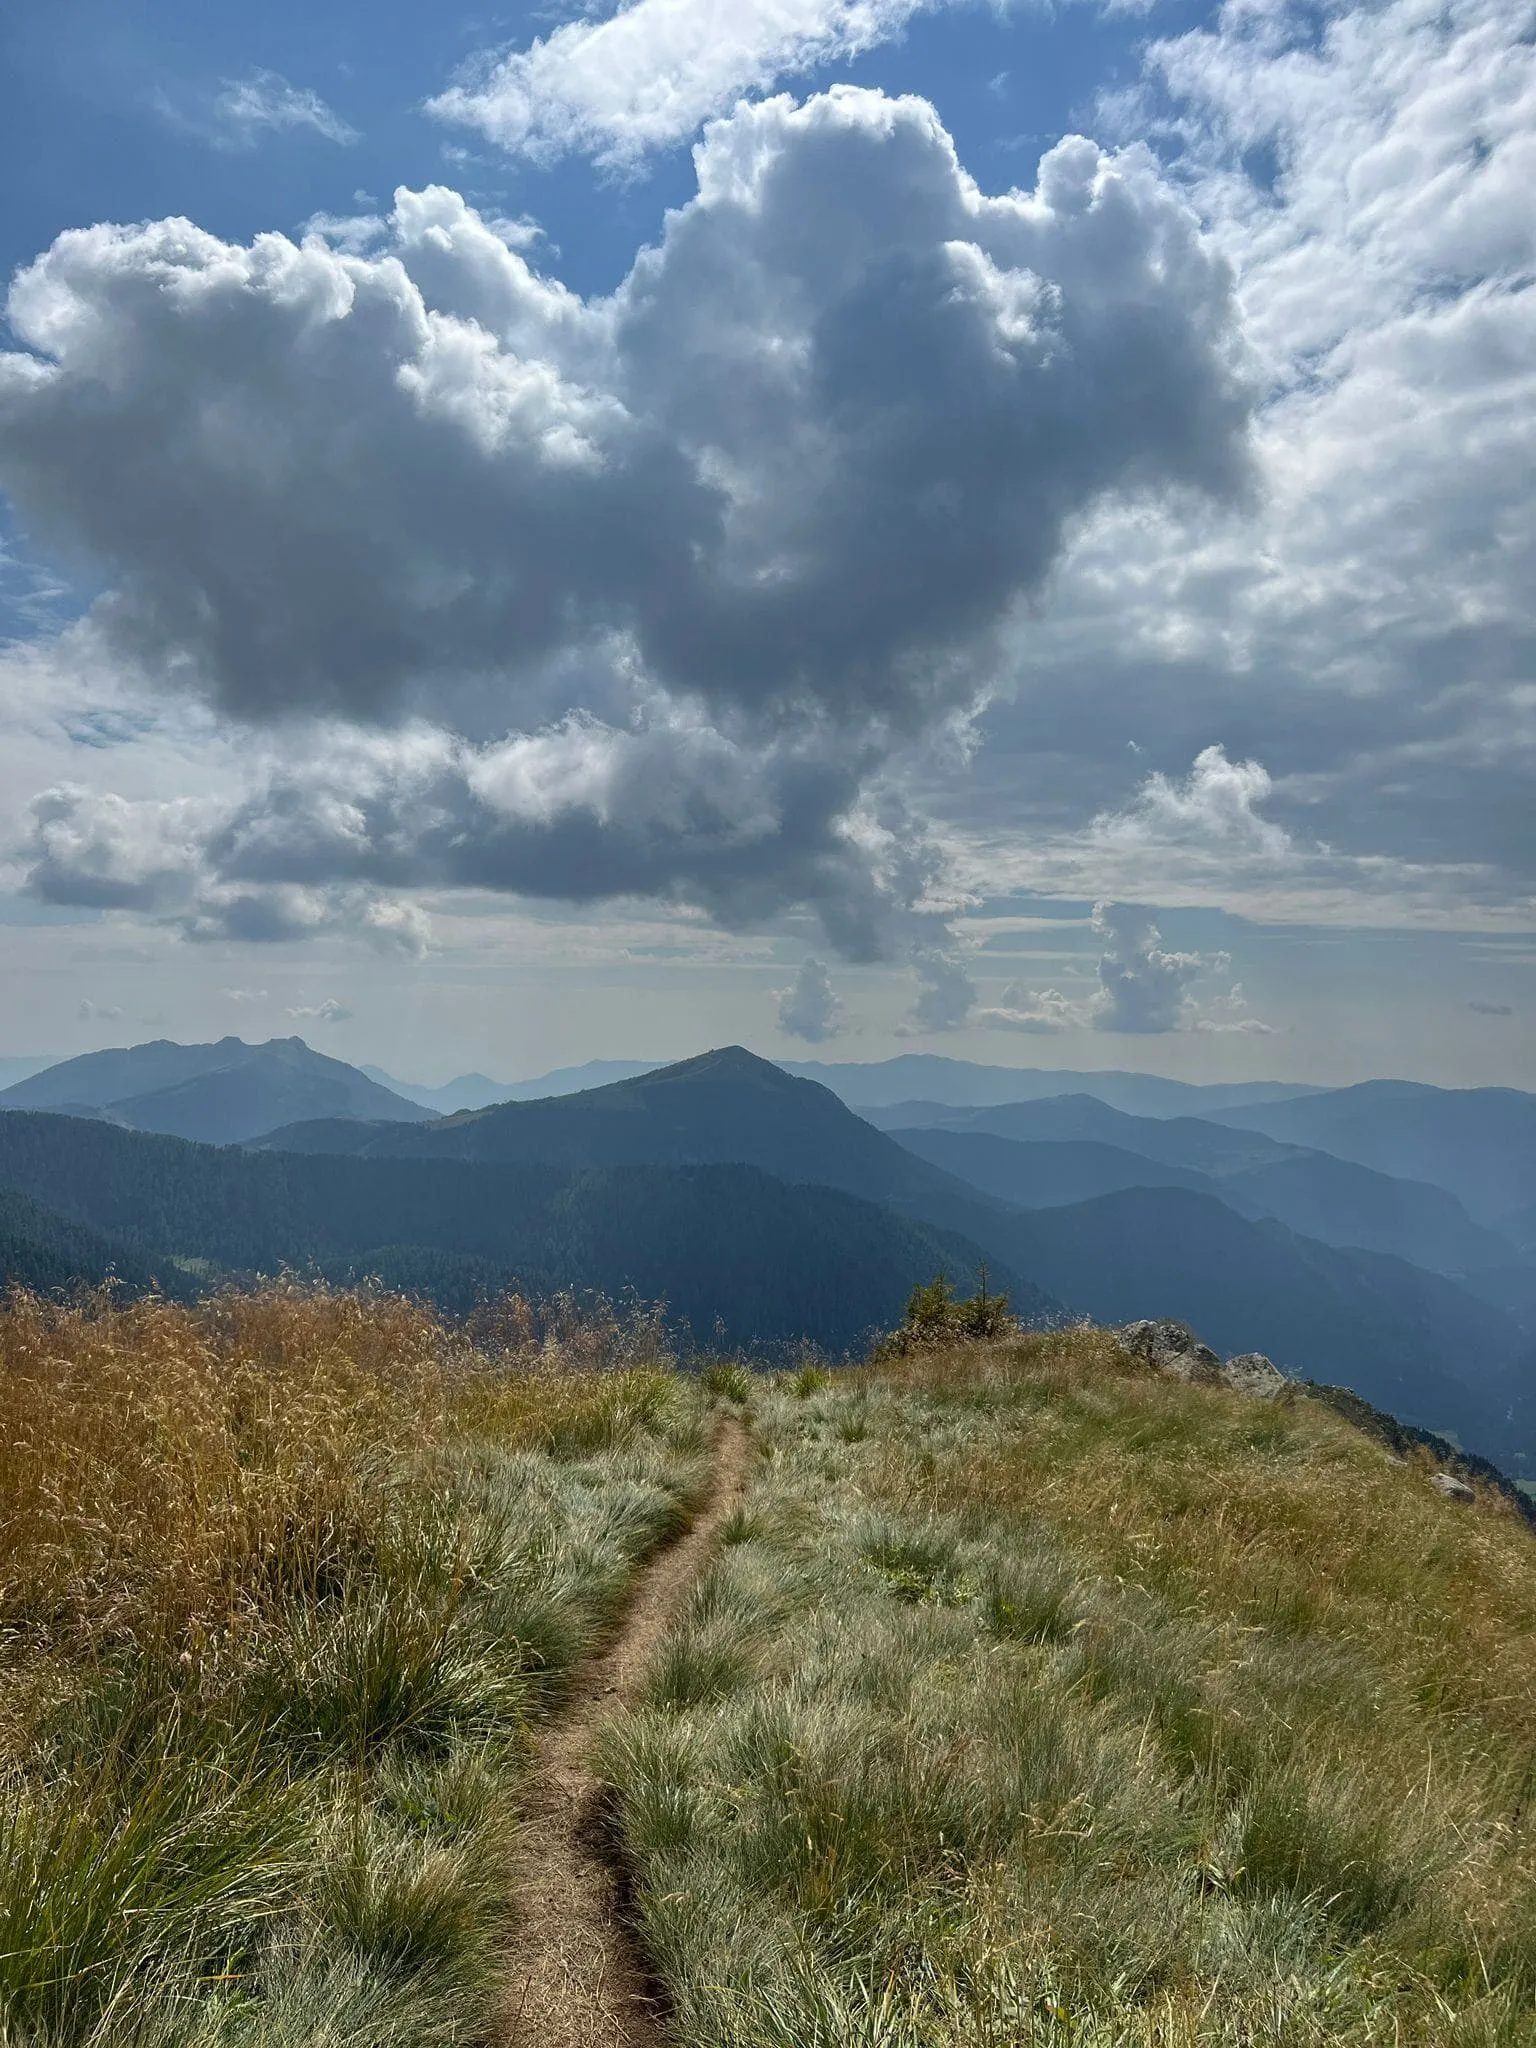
[873,1270,1018,1359]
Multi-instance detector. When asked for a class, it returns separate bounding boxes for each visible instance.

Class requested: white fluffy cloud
[906,944,977,1033]
[0,91,1249,959]
[776,956,843,1041]
[975,982,1082,1034]
[931,0,1536,941]
[430,0,937,168]
[1088,901,1205,1033]
[976,900,1274,1035]
[1095,744,1290,858]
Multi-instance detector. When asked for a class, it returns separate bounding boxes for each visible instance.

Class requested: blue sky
[0,0,1532,1087]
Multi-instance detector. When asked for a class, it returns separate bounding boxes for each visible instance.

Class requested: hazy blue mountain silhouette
[0,1037,436,1146]
[783,1055,1324,1115]
[1208,1082,1536,1224]
[881,1097,1510,1277]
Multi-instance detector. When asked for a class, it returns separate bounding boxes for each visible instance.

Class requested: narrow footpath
[496,1415,752,2048]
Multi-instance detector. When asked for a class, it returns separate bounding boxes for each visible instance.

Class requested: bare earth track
[497,1415,751,2048]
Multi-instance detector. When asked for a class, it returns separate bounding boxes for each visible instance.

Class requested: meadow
[0,1283,706,2047]
[7,1282,1536,2048]
[604,1332,1536,2046]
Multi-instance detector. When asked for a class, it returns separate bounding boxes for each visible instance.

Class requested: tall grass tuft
[0,1281,704,2044]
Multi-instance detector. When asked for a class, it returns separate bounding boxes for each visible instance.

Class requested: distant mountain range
[254,1048,1061,1314]
[251,1046,1530,1467]
[362,1053,1327,1119]
[1207,1082,1536,1227]
[881,1097,1515,1279]
[783,1055,1327,1117]
[361,1059,660,1114]
[0,1037,436,1144]
[1,1036,1531,1474]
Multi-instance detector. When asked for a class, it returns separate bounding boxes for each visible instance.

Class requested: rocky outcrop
[1119,1319,1286,1399]
[1221,1352,1288,1400]
[1119,1319,1223,1383]
[1118,1320,1529,1523]
[1430,1471,1476,1504]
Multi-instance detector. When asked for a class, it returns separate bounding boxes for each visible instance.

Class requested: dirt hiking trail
[497,1415,751,2048]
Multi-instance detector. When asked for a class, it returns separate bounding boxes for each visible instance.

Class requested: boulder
[1119,1320,1223,1385]
[1429,1471,1475,1504]
[1221,1352,1287,1400]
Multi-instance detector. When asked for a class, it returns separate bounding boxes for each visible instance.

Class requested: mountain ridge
[883,1098,1517,1279]
[0,1036,437,1144]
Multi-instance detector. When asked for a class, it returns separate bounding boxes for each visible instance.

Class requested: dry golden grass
[0,1281,704,2046]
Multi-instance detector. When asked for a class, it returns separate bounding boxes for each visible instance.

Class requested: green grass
[0,1284,707,2046]
[601,1331,1536,2046]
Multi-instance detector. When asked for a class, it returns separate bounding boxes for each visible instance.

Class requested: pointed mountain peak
[641,1046,809,1092]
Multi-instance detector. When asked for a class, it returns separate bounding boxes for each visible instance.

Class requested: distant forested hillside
[0,1112,1021,1352]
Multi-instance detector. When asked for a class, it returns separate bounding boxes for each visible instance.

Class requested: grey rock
[1119,1319,1223,1385]
[1221,1352,1287,1400]
[1429,1472,1475,1504]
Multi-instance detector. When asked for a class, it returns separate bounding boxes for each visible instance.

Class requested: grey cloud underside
[0,88,1250,949]
[26,726,898,956]
[0,102,1246,731]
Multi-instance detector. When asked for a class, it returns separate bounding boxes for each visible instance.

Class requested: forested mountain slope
[254,1047,1061,1312]
[0,1112,1023,1351]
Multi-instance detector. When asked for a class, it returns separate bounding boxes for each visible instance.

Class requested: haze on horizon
[0,0,1531,1092]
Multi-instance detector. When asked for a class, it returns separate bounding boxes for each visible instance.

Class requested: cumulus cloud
[1095,745,1290,858]
[429,0,937,168]
[0,93,1250,954]
[975,981,1081,1033]
[945,0,1536,931]
[1089,900,1207,1033]
[907,945,976,1033]
[77,998,123,1022]
[287,998,353,1024]
[974,901,1273,1035]
[1193,982,1276,1035]
[212,72,357,150]
[23,779,432,952]
[775,956,842,1041]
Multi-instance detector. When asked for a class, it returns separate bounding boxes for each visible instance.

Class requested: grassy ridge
[603,1333,1536,2045]
[0,1284,705,2046]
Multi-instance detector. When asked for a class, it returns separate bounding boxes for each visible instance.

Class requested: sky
[0,0,1531,1089]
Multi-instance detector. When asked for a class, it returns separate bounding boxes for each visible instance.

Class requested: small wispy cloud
[212,71,358,150]
[429,0,938,168]
[286,998,353,1025]
[1469,1000,1514,1016]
